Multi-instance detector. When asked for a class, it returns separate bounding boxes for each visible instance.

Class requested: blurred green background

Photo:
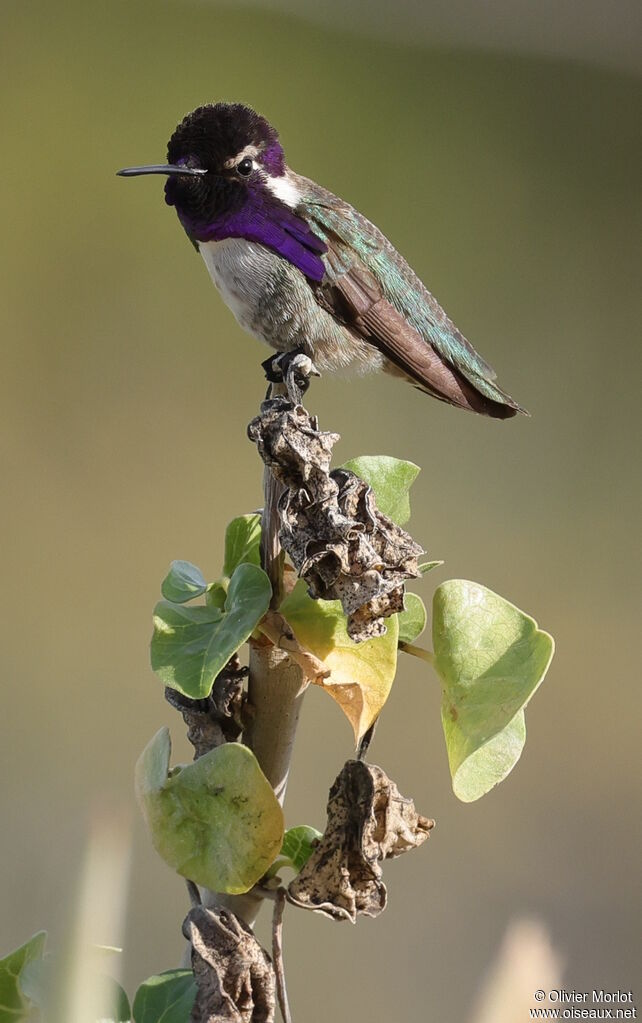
[2,1,641,1019]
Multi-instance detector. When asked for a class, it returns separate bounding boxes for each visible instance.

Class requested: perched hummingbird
[118,102,525,418]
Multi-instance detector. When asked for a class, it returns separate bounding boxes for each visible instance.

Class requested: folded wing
[299,178,526,418]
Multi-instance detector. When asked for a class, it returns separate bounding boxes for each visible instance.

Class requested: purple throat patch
[178,189,327,282]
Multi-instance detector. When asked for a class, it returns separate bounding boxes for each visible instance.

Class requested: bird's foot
[262,349,320,403]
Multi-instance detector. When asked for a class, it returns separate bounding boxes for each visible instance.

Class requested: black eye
[237,157,253,176]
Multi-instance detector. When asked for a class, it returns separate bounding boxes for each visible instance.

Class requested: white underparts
[198,237,274,341]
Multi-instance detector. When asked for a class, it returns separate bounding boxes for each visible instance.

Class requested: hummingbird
[118,102,525,418]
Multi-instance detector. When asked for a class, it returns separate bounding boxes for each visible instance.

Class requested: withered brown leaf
[287,760,434,923]
[248,398,423,642]
[165,655,247,760]
[183,905,275,1022]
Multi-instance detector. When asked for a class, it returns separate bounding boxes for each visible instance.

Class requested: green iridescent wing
[297,176,525,416]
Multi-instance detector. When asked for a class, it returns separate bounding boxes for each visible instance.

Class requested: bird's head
[118,101,327,279]
[118,102,291,237]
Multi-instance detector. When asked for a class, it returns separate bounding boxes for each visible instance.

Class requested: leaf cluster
[136,455,553,901]
[2,457,554,1022]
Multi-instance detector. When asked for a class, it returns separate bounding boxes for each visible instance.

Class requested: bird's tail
[382,340,527,418]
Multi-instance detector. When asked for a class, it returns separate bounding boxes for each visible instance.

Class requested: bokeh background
[2,1,641,1019]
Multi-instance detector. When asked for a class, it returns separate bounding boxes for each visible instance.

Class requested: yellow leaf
[280,582,399,742]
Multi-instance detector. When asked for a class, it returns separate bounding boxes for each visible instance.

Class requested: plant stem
[260,456,286,610]
[244,382,306,804]
[272,888,292,1023]
[400,642,435,664]
[245,639,306,804]
[203,384,306,929]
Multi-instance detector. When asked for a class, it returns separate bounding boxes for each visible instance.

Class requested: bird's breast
[198,237,278,342]
[197,236,383,375]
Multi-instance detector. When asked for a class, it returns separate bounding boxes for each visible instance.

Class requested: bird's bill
[116,164,207,177]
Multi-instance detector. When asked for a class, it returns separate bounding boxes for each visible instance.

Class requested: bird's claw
[262,353,286,384]
[262,350,320,402]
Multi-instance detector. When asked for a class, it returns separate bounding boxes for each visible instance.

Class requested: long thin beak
[116,164,207,177]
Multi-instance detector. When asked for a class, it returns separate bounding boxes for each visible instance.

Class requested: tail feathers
[381,335,527,418]
[462,370,529,419]
[413,368,526,419]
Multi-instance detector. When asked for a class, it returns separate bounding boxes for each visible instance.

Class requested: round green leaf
[341,455,420,525]
[0,931,47,1020]
[135,731,284,894]
[397,592,427,645]
[223,514,262,576]
[161,561,208,604]
[151,563,271,699]
[133,969,196,1023]
[433,580,554,802]
[281,825,322,872]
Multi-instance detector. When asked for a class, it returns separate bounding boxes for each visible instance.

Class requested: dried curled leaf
[248,398,423,642]
[183,905,275,1023]
[164,654,247,760]
[288,760,434,923]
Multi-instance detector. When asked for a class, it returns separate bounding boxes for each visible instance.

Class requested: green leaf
[223,514,262,576]
[419,560,443,575]
[205,581,227,610]
[133,969,196,1023]
[17,953,130,1023]
[16,958,50,1013]
[151,563,271,699]
[0,931,47,1020]
[432,580,554,802]
[101,977,132,1022]
[151,602,223,698]
[281,825,322,872]
[341,455,420,524]
[135,731,284,894]
[161,561,208,604]
[397,592,427,645]
[280,580,398,742]
[135,725,171,799]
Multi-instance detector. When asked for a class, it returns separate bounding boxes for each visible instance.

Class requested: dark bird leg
[262,349,320,401]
